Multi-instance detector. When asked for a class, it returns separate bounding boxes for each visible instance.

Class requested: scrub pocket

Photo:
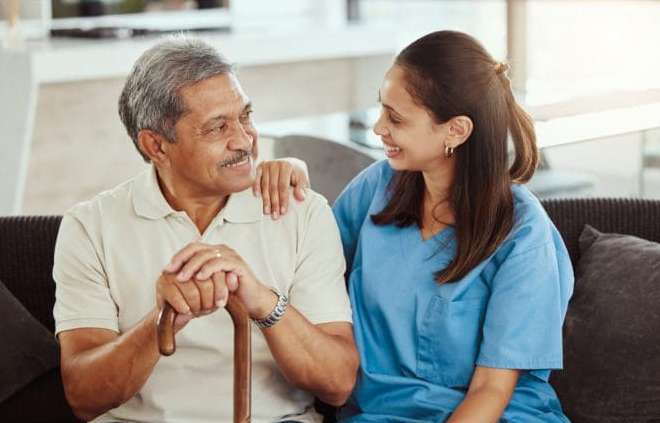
[417,295,487,388]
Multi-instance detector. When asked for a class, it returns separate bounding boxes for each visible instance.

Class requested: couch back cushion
[541,198,660,266]
[0,216,62,332]
[550,224,660,423]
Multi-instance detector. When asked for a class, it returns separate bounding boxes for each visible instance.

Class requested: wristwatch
[252,288,288,329]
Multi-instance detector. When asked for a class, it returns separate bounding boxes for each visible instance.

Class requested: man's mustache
[218,150,252,167]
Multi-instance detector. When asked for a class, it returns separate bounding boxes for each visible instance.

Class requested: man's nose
[228,123,254,150]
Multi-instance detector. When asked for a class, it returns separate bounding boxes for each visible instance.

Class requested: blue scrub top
[333,160,574,423]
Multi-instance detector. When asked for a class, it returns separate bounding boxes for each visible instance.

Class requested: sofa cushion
[0,367,81,423]
[551,224,660,423]
[0,278,60,402]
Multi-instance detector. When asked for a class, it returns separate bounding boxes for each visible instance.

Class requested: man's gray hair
[118,35,234,162]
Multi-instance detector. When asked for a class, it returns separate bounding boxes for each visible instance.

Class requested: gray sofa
[1,197,659,423]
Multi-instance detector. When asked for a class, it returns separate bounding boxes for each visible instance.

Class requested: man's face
[164,73,258,198]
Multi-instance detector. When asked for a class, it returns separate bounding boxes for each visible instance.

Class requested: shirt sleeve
[476,240,573,380]
[332,161,383,272]
[288,193,352,325]
[53,212,119,335]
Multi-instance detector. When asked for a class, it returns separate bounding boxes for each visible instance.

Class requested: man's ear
[446,115,473,148]
[137,130,170,167]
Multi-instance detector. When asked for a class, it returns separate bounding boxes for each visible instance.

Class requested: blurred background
[1,0,659,215]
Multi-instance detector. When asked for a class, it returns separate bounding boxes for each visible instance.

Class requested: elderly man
[53,36,358,423]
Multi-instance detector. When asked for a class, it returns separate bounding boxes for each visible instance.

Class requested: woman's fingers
[254,159,310,218]
[268,163,281,219]
[276,164,294,215]
[288,158,310,203]
[252,165,263,198]
[261,163,272,215]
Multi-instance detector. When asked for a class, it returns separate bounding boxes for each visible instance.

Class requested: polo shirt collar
[132,165,262,224]
[132,166,176,219]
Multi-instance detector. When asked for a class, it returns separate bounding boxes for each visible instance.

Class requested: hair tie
[493,62,509,75]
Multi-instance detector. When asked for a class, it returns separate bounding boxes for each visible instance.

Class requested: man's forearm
[61,309,161,421]
[261,305,359,406]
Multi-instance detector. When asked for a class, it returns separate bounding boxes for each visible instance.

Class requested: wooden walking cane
[157,296,251,423]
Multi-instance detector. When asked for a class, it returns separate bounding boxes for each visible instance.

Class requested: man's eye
[212,124,226,132]
[389,116,401,125]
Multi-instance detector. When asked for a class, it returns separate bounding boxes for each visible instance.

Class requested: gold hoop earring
[445,145,454,158]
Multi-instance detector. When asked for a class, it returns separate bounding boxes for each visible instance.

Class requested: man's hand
[162,243,277,320]
[155,270,229,333]
[252,159,310,220]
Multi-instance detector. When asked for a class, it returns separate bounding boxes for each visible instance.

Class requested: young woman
[257,30,573,423]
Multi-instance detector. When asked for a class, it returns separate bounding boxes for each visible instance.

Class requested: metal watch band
[252,288,288,329]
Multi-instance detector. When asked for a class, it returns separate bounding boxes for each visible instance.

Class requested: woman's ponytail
[497,71,539,183]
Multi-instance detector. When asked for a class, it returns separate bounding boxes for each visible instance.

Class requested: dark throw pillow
[551,224,660,423]
[0,278,60,403]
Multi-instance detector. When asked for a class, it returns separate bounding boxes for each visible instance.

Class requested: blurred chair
[639,130,660,196]
[273,134,377,205]
[525,149,596,199]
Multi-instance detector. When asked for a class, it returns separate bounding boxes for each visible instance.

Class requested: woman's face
[373,64,450,174]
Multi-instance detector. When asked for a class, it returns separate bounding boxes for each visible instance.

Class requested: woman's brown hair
[371,30,538,284]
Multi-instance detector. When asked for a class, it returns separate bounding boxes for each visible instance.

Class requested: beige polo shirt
[53,166,352,423]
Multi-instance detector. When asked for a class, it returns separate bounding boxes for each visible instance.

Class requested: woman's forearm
[447,367,520,423]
